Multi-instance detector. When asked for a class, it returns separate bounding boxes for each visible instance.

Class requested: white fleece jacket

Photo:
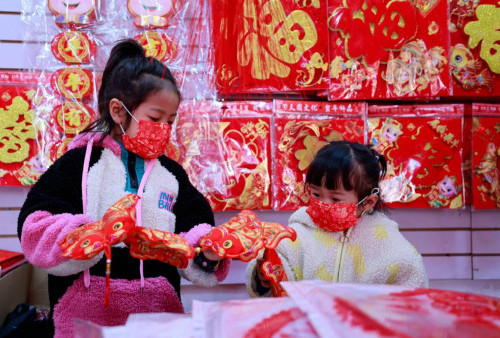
[247,208,428,297]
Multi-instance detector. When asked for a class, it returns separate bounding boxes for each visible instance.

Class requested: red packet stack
[212,0,329,96]
[368,104,464,209]
[0,72,42,186]
[449,1,500,97]
[273,100,366,210]
[0,249,26,277]
[471,103,500,209]
[173,100,272,211]
[328,0,451,100]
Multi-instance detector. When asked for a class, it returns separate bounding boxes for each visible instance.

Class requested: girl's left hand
[202,249,222,261]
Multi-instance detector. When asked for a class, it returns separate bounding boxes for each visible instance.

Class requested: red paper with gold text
[449,0,500,98]
[212,0,329,95]
[471,104,500,209]
[273,100,366,210]
[328,0,451,100]
[174,101,272,211]
[368,105,464,209]
[0,72,40,186]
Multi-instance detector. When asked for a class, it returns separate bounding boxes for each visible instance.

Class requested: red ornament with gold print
[128,0,178,63]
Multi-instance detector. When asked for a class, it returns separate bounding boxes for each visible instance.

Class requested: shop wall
[0,1,499,286]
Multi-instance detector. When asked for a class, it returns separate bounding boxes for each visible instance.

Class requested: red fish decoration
[198,210,296,262]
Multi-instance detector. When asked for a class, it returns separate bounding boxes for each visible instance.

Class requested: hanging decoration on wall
[472,103,500,209]
[328,0,450,100]
[449,0,500,97]
[368,104,464,209]
[47,0,97,27]
[50,30,97,64]
[212,0,329,95]
[173,101,273,211]
[273,100,366,210]
[128,0,178,63]
[0,72,50,186]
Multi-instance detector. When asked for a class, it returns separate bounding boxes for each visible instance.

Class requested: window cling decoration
[273,100,367,210]
[471,103,500,209]
[368,104,464,209]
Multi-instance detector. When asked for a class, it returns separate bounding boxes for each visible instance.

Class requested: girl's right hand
[256,258,271,289]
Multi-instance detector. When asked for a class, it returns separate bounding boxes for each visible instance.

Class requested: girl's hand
[256,258,271,289]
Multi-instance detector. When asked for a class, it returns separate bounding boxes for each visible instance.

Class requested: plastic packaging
[273,100,367,210]
[211,0,329,97]
[172,100,272,211]
[328,0,451,100]
[471,103,500,209]
[368,104,464,209]
[449,0,500,97]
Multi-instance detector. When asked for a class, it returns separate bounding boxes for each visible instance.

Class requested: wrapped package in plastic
[283,280,500,338]
[106,0,217,100]
[471,103,500,209]
[328,0,451,100]
[449,0,500,98]
[368,104,464,209]
[273,100,366,210]
[211,0,329,96]
[193,297,318,338]
[172,100,272,211]
[20,0,101,184]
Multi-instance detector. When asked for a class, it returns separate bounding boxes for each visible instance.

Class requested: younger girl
[247,141,427,297]
[18,39,230,337]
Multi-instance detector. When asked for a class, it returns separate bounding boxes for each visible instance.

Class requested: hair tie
[161,65,166,79]
[375,155,379,160]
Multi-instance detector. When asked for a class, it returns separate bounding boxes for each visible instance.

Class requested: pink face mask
[306,188,379,232]
[119,101,172,160]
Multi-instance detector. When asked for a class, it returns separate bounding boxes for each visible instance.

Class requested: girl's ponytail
[370,148,387,180]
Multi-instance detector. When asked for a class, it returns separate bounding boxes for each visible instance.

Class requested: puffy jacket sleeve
[17,147,104,276]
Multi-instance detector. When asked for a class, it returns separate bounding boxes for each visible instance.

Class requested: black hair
[81,38,180,136]
[305,140,387,211]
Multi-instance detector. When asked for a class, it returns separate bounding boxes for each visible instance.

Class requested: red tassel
[104,247,111,306]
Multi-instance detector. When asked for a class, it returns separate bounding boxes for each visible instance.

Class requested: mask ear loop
[359,187,380,216]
